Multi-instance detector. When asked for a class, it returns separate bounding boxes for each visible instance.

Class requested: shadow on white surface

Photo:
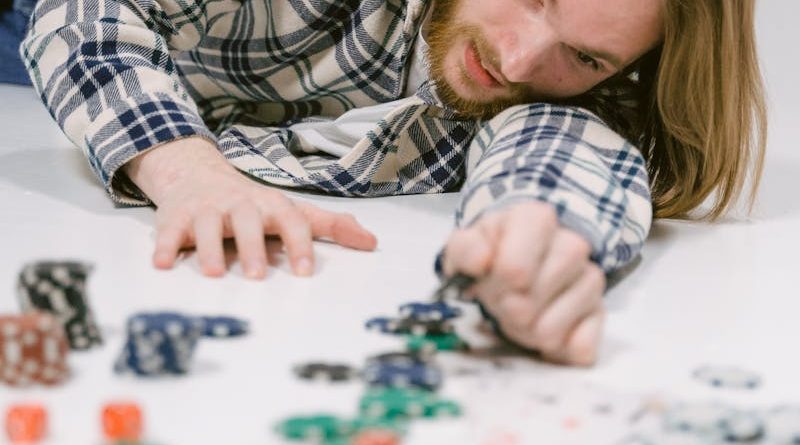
[0,147,152,223]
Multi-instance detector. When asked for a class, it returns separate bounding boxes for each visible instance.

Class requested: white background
[0,2,799,444]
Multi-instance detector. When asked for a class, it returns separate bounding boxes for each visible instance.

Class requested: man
[21,0,765,365]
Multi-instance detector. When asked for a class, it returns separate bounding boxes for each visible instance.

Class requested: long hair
[638,0,768,219]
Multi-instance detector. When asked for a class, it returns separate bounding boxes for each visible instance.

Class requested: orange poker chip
[5,404,47,444]
[101,402,143,442]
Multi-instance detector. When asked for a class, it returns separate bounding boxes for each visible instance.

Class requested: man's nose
[496,24,558,84]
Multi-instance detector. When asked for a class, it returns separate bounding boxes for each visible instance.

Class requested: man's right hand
[123,137,378,279]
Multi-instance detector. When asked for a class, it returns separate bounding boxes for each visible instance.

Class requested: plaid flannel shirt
[21,0,652,272]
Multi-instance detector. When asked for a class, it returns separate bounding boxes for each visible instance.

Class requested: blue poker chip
[198,316,249,338]
[114,312,204,376]
[362,360,442,391]
[398,301,463,322]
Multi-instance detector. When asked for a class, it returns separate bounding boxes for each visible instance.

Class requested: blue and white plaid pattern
[21,0,652,272]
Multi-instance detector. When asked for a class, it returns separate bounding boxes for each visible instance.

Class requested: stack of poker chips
[114,312,249,376]
[0,312,69,386]
[16,261,102,350]
[114,312,205,376]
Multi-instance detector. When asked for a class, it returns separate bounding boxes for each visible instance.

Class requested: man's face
[427,0,664,118]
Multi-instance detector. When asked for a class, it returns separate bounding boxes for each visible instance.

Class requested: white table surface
[1,3,799,444]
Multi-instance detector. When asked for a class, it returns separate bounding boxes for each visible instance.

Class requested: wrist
[123,137,232,204]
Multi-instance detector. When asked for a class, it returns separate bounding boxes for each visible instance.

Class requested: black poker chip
[292,362,359,382]
[16,261,102,350]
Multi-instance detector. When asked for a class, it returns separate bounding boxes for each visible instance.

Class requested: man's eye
[576,52,601,71]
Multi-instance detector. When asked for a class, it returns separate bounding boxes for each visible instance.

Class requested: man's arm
[20,0,377,277]
[443,103,653,365]
[19,0,239,205]
[457,103,652,273]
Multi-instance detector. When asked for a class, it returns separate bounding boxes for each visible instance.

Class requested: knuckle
[584,265,606,290]
[563,232,592,259]
[496,263,531,290]
[534,318,563,352]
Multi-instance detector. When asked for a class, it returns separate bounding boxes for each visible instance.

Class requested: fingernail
[295,258,314,277]
[245,261,265,279]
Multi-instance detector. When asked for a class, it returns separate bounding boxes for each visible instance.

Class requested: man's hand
[443,201,606,366]
[124,137,378,279]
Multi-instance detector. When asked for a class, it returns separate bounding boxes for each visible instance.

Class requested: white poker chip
[692,365,762,390]
[617,433,707,445]
[719,410,764,442]
[663,402,732,436]
[764,405,800,444]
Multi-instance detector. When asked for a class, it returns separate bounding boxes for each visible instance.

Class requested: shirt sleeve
[19,0,238,205]
[457,103,653,274]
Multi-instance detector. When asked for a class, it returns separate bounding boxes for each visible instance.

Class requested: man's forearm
[457,103,653,273]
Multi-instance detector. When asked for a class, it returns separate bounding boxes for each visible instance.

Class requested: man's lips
[464,42,503,89]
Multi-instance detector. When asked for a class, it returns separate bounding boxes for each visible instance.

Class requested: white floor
[0,3,799,444]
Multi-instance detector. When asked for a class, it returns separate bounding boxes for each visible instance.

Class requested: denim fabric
[0,0,34,85]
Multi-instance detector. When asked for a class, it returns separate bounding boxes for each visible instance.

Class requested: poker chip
[365,317,453,336]
[397,302,462,322]
[764,405,800,444]
[719,410,765,442]
[692,365,762,390]
[359,388,461,420]
[293,362,359,382]
[362,361,442,391]
[0,312,69,386]
[663,402,733,437]
[114,312,204,376]
[16,261,102,350]
[5,404,47,443]
[198,316,249,338]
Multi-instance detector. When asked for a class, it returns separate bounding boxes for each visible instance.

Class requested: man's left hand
[443,201,606,366]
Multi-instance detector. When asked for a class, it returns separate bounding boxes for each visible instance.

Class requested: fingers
[489,202,557,293]
[153,220,189,270]
[297,204,378,251]
[443,226,495,278]
[531,264,605,354]
[193,211,226,277]
[229,205,268,279]
[563,309,605,366]
[269,204,315,276]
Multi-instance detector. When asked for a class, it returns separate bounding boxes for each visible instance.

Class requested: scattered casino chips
[114,312,204,377]
[293,362,360,383]
[198,316,249,338]
[5,403,47,444]
[359,388,461,420]
[362,360,442,392]
[16,261,102,350]
[663,402,735,437]
[351,428,402,445]
[365,316,454,336]
[398,302,462,322]
[0,312,70,386]
[113,312,249,377]
[719,410,765,442]
[692,365,762,390]
[275,414,404,443]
